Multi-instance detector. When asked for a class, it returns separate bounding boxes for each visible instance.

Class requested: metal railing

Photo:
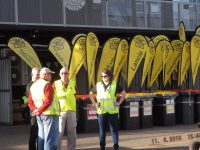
[0,0,199,31]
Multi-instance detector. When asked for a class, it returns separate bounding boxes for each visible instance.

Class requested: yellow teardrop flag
[128,35,147,87]
[86,32,99,88]
[179,21,186,42]
[8,37,42,68]
[141,41,155,87]
[97,37,120,82]
[152,35,169,87]
[69,36,86,80]
[150,40,165,87]
[49,37,71,68]
[191,35,200,85]
[164,40,183,86]
[180,41,190,85]
[72,34,87,70]
[121,50,128,83]
[113,39,129,81]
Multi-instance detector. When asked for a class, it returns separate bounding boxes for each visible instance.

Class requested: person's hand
[32,109,39,116]
[94,102,100,109]
[115,102,121,107]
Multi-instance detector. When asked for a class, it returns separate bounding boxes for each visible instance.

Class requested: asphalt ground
[0,124,199,150]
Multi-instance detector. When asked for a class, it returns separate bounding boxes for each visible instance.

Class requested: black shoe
[113,143,119,150]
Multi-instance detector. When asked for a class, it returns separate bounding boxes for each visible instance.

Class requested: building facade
[0,0,200,125]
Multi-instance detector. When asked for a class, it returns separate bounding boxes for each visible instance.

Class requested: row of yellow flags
[6,22,200,88]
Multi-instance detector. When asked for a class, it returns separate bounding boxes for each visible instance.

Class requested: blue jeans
[97,113,119,150]
[36,115,59,150]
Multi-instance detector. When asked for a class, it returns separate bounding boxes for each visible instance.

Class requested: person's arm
[37,83,54,114]
[28,93,37,111]
[89,86,99,109]
[115,84,126,107]
[116,90,126,106]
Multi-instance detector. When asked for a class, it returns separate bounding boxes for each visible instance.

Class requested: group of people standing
[26,67,126,150]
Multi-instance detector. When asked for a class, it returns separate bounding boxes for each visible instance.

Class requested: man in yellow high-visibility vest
[53,67,77,150]
[28,67,60,150]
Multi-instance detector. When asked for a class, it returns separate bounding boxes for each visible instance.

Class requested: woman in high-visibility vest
[89,69,126,150]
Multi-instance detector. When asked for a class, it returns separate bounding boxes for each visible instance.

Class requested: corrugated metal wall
[18,0,63,24]
[0,0,15,22]
[0,58,12,125]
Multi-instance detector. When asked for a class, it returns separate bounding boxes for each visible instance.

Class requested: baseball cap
[40,67,55,75]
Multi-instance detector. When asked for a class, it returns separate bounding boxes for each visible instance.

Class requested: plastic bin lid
[154,91,178,97]
[192,90,200,94]
[126,92,155,99]
[172,89,194,95]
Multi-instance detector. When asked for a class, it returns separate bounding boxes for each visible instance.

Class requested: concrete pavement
[0,123,199,150]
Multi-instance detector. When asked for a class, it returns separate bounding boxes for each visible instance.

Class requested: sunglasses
[61,72,69,75]
[101,75,108,78]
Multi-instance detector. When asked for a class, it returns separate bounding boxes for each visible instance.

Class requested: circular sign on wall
[65,0,85,11]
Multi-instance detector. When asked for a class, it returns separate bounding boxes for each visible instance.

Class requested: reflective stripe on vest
[96,80,118,114]
[30,79,60,115]
[97,98,116,102]
[54,79,76,111]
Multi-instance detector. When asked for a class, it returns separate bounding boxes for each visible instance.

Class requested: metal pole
[14,0,18,24]
[144,0,147,28]
[63,0,66,26]
[106,0,108,26]
[39,0,43,23]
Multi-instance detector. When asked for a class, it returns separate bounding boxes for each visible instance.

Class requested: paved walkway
[0,123,199,150]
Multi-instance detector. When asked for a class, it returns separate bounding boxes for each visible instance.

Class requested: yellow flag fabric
[162,41,173,81]
[191,35,200,85]
[121,50,128,83]
[180,41,190,85]
[152,35,169,46]
[49,37,71,68]
[8,37,42,68]
[86,32,99,88]
[69,36,86,80]
[141,41,155,87]
[72,34,87,71]
[147,65,152,88]
[71,33,86,45]
[195,26,200,36]
[150,40,165,87]
[150,35,169,87]
[113,39,129,81]
[164,40,183,86]
[128,35,147,87]
[97,37,120,82]
[179,21,186,42]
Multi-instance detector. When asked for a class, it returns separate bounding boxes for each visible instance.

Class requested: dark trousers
[29,116,38,150]
[97,113,119,150]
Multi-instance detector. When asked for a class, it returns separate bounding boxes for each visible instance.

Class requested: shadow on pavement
[77,146,189,150]
[77,147,132,150]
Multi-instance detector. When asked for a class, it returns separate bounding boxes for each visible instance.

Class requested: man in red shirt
[28,67,60,150]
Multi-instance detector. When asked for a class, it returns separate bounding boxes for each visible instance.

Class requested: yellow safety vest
[22,96,28,104]
[54,79,76,111]
[30,79,60,115]
[96,80,118,114]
